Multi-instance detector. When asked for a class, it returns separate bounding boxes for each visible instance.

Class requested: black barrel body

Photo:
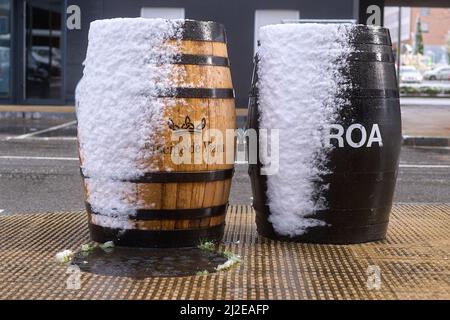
[248,26,401,244]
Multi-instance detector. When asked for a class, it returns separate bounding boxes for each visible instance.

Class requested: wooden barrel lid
[176,20,227,43]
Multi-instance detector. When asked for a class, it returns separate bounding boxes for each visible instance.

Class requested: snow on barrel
[76,18,236,247]
[248,23,401,244]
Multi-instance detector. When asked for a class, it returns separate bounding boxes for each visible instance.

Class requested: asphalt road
[0,137,449,215]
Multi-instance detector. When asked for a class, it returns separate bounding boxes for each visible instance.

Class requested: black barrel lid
[349,25,392,46]
[180,20,226,43]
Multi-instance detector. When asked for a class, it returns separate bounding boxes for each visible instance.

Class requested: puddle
[72,246,228,279]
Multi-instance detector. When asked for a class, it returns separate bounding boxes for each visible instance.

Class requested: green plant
[99,241,114,250]
[399,84,450,97]
[80,241,114,255]
[196,270,209,276]
[81,243,97,252]
[216,251,242,271]
[400,86,419,95]
[197,239,216,252]
[55,249,74,264]
[414,18,424,55]
[420,87,441,95]
[447,31,450,64]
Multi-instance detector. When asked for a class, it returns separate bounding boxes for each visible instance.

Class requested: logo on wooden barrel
[168,116,206,133]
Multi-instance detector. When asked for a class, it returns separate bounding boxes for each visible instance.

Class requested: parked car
[31,46,62,76]
[399,66,423,83]
[423,66,450,81]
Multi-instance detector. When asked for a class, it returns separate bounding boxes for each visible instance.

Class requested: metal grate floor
[0,204,449,300]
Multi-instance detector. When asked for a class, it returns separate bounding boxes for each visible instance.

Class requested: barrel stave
[84,20,235,247]
[249,25,401,244]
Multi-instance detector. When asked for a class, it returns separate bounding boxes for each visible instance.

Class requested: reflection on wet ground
[0,112,246,139]
[0,113,77,137]
[72,246,228,279]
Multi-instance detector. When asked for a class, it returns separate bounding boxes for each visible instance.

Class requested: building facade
[384,6,450,64]
[1,0,385,108]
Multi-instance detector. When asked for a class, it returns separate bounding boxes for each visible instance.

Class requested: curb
[400,95,450,99]
[402,135,450,147]
[0,105,75,113]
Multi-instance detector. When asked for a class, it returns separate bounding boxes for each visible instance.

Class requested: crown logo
[168,116,206,133]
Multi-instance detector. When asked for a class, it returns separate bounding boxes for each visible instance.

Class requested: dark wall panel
[66,0,103,102]
[66,0,355,106]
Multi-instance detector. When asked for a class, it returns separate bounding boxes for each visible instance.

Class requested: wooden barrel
[81,20,236,248]
[248,25,401,244]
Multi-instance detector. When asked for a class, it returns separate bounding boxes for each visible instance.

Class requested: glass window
[140,7,185,19]
[0,0,11,98]
[420,8,429,16]
[25,0,63,100]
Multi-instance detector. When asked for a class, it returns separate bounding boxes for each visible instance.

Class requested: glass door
[0,0,11,100]
[22,0,64,103]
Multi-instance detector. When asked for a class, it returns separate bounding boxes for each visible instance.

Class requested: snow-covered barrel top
[248,23,401,244]
[76,18,236,248]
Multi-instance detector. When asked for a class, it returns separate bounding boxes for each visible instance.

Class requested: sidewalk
[238,97,450,147]
[1,99,449,146]
[400,98,450,147]
[401,97,450,107]
[1,204,448,299]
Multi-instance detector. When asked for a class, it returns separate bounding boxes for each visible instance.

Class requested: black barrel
[248,25,401,244]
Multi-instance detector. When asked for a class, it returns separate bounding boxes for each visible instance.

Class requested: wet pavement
[0,137,449,215]
[0,112,77,138]
[0,103,449,215]
[1,97,449,139]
